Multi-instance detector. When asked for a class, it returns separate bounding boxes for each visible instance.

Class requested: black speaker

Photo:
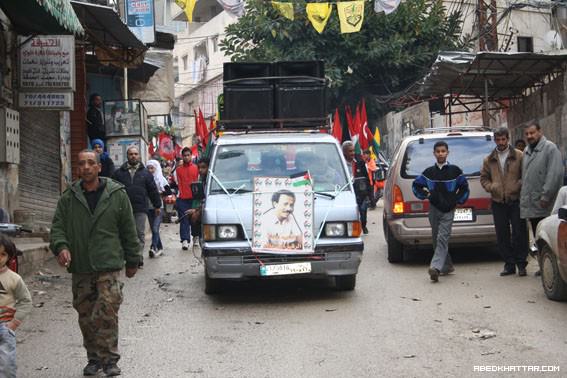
[275,61,324,83]
[223,86,274,128]
[223,62,272,85]
[275,84,326,121]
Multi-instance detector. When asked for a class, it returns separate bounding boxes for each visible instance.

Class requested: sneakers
[83,360,101,376]
[428,268,440,282]
[103,363,121,376]
[362,227,369,234]
[154,249,164,257]
[182,240,189,250]
[193,238,200,248]
[149,248,155,258]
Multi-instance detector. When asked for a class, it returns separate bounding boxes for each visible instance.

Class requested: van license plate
[260,262,312,276]
[454,208,473,222]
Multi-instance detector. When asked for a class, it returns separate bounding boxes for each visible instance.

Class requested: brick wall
[70,45,87,180]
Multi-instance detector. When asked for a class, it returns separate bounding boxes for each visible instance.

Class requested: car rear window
[402,136,494,178]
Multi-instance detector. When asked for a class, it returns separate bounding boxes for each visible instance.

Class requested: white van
[201,131,364,294]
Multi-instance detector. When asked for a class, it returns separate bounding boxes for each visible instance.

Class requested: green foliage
[220,0,464,116]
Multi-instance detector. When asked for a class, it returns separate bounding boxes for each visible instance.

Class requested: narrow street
[17,205,567,377]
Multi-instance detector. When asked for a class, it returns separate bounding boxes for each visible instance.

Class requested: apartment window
[211,35,219,53]
[182,55,188,71]
[517,37,533,52]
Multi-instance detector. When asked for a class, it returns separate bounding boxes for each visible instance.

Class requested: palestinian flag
[291,171,312,187]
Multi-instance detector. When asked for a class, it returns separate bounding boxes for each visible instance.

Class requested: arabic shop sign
[19,35,75,90]
[125,0,155,44]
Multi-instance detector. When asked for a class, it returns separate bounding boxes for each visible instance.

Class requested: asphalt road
[17,204,567,377]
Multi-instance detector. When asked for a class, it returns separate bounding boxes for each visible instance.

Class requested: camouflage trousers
[72,271,123,364]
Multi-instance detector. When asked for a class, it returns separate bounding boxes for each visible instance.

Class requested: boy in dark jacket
[412,141,470,282]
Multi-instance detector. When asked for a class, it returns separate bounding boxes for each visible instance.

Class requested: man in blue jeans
[412,141,470,282]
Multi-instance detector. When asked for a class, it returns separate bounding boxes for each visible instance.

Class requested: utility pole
[477,0,498,51]
[477,0,498,126]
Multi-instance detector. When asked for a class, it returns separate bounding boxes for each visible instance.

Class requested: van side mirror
[559,206,567,221]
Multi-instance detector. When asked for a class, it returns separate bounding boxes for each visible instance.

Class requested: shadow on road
[402,245,500,266]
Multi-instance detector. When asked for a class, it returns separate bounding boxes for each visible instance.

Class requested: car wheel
[204,269,222,295]
[335,274,356,291]
[387,226,404,263]
[540,245,567,301]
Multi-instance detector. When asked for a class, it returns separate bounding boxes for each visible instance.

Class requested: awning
[419,51,567,99]
[0,0,84,35]
[71,1,146,66]
[147,28,176,50]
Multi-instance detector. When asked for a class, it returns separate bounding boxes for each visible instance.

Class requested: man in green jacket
[50,150,140,377]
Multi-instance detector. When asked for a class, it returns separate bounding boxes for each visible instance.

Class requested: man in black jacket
[86,94,105,142]
[112,146,162,267]
[342,141,372,234]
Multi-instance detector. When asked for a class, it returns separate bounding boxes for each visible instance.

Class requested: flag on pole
[306,3,333,34]
[198,108,208,147]
[291,171,312,187]
[332,108,342,142]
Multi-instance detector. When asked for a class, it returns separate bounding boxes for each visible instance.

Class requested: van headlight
[324,221,362,237]
[325,222,346,237]
[217,225,238,240]
[203,225,239,241]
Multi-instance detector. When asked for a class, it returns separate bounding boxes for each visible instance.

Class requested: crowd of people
[412,121,564,282]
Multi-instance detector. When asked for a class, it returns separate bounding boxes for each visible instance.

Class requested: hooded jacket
[49,178,141,273]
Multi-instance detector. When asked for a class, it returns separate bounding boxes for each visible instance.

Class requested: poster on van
[252,173,314,254]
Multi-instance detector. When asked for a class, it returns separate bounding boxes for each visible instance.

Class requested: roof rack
[412,126,492,135]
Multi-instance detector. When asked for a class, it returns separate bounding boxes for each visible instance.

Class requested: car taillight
[393,185,404,214]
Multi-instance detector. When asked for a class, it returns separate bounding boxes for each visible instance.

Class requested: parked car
[535,206,567,301]
[383,127,497,262]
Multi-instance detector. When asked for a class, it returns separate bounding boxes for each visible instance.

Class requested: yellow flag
[175,0,197,23]
[306,3,332,34]
[272,1,294,21]
[337,1,365,33]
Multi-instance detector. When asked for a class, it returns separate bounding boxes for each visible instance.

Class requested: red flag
[198,109,208,147]
[345,105,356,138]
[357,101,369,150]
[332,108,342,142]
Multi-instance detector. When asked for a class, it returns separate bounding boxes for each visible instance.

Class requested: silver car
[202,132,364,294]
[383,127,497,262]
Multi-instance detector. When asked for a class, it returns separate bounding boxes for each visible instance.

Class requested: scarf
[91,139,109,161]
[146,160,169,193]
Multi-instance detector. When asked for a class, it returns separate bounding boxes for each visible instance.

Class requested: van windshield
[402,136,494,178]
[210,143,349,194]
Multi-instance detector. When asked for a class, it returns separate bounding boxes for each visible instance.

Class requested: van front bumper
[203,241,363,279]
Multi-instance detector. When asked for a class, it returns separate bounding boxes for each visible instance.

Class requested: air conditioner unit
[0,108,20,164]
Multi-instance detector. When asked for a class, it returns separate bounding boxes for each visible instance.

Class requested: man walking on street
[520,121,564,274]
[50,150,140,376]
[175,147,199,250]
[112,146,162,266]
[342,141,372,234]
[480,127,528,276]
[412,141,469,282]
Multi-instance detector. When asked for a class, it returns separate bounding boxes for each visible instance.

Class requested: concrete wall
[507,73,567,157]
[381,102,430,158]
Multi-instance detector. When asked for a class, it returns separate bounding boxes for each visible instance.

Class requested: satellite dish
[544,30,563,50]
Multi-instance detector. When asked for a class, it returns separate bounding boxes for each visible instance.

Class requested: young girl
[146,160,170,257]
[0,235,32,378]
